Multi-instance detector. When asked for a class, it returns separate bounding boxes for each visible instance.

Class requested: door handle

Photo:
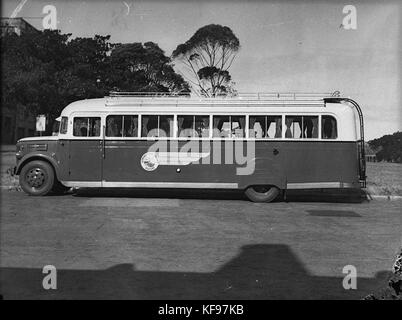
[273,148,279,155]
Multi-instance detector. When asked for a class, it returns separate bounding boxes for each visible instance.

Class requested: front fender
[16,153,60,179]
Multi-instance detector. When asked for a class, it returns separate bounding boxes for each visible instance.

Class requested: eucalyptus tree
[172,24,240,97]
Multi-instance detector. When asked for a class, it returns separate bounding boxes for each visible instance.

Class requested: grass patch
[366,162,402,196]
[0,151,19,189]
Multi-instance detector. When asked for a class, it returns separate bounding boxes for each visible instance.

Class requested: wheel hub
[26,168,45,188]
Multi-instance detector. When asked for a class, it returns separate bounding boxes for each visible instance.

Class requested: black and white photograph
[0,0,401,305]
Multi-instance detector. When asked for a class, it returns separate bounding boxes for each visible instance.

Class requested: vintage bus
[14,92,366,202]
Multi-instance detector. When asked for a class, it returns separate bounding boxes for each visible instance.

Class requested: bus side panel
[237,141,286,189]
[101,140,359,189]
[282,141,359,186]
[102,140,287,188]
[103,140,240,184]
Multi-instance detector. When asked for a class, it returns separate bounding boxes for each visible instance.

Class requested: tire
[244,185,280,203]
[19,160,55,196]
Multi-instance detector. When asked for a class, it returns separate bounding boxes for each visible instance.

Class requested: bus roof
[60,95,354,117]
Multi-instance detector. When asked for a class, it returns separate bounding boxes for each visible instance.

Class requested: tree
[1,30,72,125]
[109,42,190,94]
[172,24,240,97]
[1,30,189,136]
[369,131,402,163]
[66,35,115,98]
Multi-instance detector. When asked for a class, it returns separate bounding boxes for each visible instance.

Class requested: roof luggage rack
[109,91,190,97]
[108,91,340,101]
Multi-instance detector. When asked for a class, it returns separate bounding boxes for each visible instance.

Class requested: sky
[2,0,401,140]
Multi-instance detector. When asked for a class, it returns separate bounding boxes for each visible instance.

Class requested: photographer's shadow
[0,244,390,299]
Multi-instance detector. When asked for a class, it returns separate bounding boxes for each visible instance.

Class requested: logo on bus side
[141,153,159,171]
[140,152,211,171]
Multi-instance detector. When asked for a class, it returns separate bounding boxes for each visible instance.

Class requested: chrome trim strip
[286,182,354,189]
[61,181,238,189]
[102,182,238,189]
[61,181,102,188]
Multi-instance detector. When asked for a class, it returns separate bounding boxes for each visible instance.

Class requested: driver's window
[60,117,68,134]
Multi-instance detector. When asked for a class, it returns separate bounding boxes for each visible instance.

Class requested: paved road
[0,189,401,299]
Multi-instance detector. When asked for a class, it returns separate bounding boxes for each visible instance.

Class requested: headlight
[16,143,24,152]
[16,143,24,159]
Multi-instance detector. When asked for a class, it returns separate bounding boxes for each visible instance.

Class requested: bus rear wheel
[245,185,280,203]
[19,160,55,196]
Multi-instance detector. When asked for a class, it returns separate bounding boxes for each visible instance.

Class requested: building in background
[1,17,38,144]
[0,17,39,36]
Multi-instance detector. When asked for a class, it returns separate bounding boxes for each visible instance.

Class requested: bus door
[68,116,103,183]
[101,115,144,183]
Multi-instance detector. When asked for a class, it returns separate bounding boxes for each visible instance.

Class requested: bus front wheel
[19,160,55,196]
[245,185,280,203]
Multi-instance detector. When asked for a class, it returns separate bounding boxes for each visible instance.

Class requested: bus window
[213,115,245,138]
[106,115,138,137]
[141,115,174,138]
[285,116,302,138]
[159,115,174,137]
[231,116,245,138]
[60,116,68,134]
[123,116,138,137]
[106,115,122,137]
[73,117,101,137]
[195,115,210,138]
[178,115,195,137]
[177,115,209,138]
[322,115,337,139]
[302,116,318,138]
[213,115,229,137]
[249,116,282,138]
[285,116,318,139]
[249,116,264,138]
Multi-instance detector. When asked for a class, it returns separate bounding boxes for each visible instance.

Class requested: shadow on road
[71,188,367,203]
[0,244,390,299]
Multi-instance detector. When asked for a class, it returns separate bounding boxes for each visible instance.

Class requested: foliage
[108,42,189,93]
[172,24,240,97]
[368,131,402,163]
[1,30,189,134]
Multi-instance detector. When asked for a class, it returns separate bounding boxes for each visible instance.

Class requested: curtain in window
[331,118,337,138]
[294,118,302,138]
[285,117,293,138]
[168,117,174,137]
[238,116,245,130]
[248,116,256,138]
[275,117,282,138]
[311,117,318,138]
[141,116,149,137]
[213,116,221,137]
[303,117,313,138]
[267,117,276,138]
[234,116,245,138]
[132,116,139,137]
